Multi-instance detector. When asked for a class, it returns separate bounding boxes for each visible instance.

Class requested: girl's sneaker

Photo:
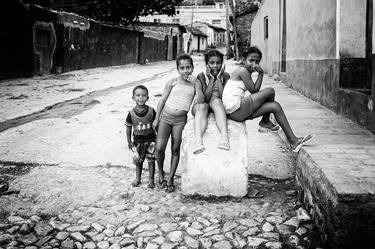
[217,141,230,151]
[193,143,205,155]
[258,124,280,133]
[291,134,315,152]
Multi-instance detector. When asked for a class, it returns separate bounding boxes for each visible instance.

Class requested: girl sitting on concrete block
[222,46,315,152]
[192,50,231,154]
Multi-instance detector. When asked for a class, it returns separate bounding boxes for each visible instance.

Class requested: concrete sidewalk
[262,74,375,248]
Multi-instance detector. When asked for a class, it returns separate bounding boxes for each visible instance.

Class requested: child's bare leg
[192,103,209,145]
[250,101,298,143]
[166,122,185,192]
[252,88,277,127]
[133,161,143,187]
[155,121,172,184]
[147,161,155,188]
[210,99,229,144]
[155,138,168,183]
[168,137,182,188]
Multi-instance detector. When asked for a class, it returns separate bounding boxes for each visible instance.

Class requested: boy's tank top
[165,77,195,111]
[129,106,155,137]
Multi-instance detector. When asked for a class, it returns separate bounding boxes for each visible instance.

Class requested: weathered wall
[339,0,367,89]
[55,18,140,73]
[139,35,167,63]
[340,0,366,58]
[250,0,280,74]
[286,0,338,109]
[372,4,375,133]
[0,2,46,79]
[0,3,171,80]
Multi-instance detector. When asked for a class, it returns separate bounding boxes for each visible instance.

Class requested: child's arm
[126,126,133,150]
[197,72,212,103]
[194,76,205,103]
[125,112,133,150]
[202,67,216,102]
[215,65,227,99]
[152,78,175,129]
[238,67,264,93]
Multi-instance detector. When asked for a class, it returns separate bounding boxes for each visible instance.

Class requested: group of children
[125,47,315,193]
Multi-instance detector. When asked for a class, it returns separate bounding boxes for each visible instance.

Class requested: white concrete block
[181,114,248,197]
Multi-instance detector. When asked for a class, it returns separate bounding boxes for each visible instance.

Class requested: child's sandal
[193,144,205,155]
[157,180,167,189]
[131,180,141,187]
[258,124,280,133]
[217,141,230,151]
[165,184,175,193]
[147,182,155,189]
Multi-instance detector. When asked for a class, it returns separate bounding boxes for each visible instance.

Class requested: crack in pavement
[0,69,174,133]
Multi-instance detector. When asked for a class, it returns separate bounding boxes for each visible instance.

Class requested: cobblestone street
[0,162,322,249]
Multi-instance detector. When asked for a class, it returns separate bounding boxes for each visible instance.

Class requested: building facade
[131,22,186,60]
[139,2,230,30]
[250,0,374,135]
[192,21,226,47]
[184,27,208,52]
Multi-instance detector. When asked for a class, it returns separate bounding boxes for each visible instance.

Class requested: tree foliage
[87,0,184,25]
[22,0,184,25]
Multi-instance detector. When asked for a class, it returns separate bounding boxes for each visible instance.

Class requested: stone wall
[296,151,375,249]
[0,3,171,80]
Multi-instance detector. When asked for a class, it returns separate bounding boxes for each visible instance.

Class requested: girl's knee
[154,143,166,156]
[154,148,164,157]
[196,103,209,113]
[271,101,282,112]
[265,87,275,97]
[171,146,181,156]
[210,98,223,107]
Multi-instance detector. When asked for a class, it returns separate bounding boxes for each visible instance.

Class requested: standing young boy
[125,85,157,188]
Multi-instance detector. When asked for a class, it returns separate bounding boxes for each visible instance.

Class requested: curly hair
[176,53,194,68]
[242,46,262,60]
[204,50,224,64]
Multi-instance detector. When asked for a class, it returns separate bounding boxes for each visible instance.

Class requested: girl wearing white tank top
[223,46,315,153]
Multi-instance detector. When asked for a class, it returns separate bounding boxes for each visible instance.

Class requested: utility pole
[187,0,197,54]
[225,0,231,58]
[231,0,239,60]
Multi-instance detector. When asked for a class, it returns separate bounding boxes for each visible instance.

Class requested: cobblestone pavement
[0,163,324,249]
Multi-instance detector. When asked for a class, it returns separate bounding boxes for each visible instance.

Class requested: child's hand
[152,119,158,131]
[128,143,134,151]
[218,64,226,78]
[186,74,195,82]
[253,64,264,74]
[206,66,214,80]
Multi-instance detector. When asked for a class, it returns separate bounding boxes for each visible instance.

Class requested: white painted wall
[339,0,366,58]
[250,0,281,73]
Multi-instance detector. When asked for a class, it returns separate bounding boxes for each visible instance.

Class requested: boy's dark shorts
[133,141,156,163]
